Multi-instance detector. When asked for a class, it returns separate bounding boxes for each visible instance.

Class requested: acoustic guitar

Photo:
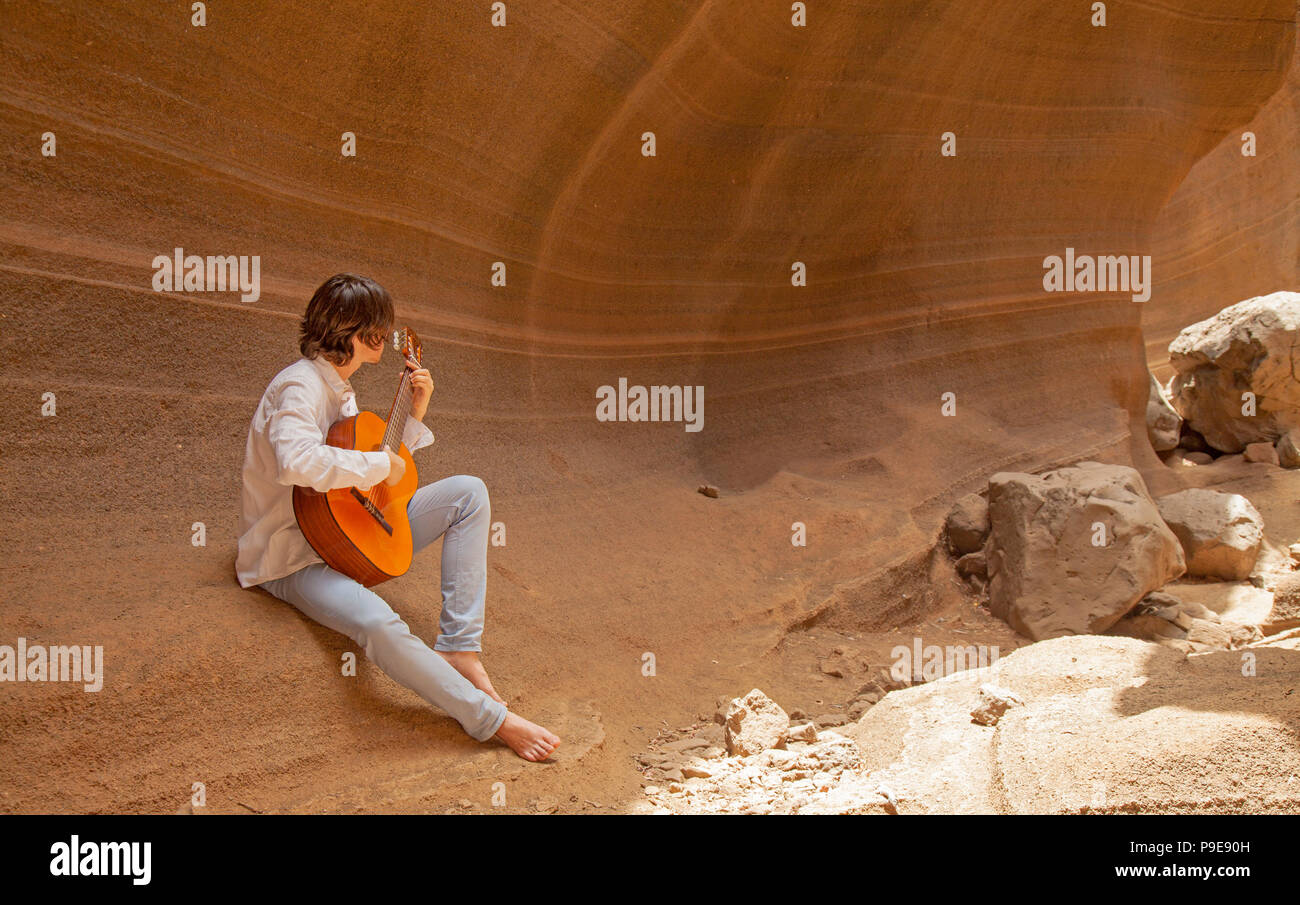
[292,328,423,587]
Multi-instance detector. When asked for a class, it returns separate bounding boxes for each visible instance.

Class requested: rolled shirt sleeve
[401,416,435,453]
[267,382,392,492]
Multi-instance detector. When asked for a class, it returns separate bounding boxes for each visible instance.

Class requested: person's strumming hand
[384,449,406,486]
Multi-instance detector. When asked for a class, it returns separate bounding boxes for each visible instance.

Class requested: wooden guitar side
[292,411,418,587]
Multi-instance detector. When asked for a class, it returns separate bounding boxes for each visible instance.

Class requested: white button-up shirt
[235,356,435,588]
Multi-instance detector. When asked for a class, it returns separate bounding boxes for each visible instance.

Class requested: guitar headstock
[392,327,423,366]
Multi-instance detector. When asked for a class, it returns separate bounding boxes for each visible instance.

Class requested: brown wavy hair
[298,273,395,365]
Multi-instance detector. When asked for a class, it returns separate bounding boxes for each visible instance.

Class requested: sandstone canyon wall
[0,1,1296,811]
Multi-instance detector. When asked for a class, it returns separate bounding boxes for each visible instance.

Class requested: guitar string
[369,372,410,503]
[365,350,417,506]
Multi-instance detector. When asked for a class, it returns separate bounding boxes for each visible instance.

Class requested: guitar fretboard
[380,362,415,453]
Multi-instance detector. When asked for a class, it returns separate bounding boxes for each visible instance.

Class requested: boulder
[1146,372,1182,452]
[1244,441,1280,465]
[1278,429,1300,468]
[1155,488,1263,580]
[723,689,789,756]
[944,492,989,555]
[1167,292,1300,453]
[985,462,1185,640]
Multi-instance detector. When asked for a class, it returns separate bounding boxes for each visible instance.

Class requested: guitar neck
[379,359,416,451]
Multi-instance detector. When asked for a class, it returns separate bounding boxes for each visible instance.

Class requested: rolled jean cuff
[473,700,509,742]
[434,635,483,652]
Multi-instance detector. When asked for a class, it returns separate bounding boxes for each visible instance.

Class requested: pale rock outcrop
[1167,292,1300,453]
[1147,372,1183,452]
[1154,488,1263,580]
[644,636,1300,814]
[841,636,1300,814]
[985,462,1185,640]
[723,689,789,756]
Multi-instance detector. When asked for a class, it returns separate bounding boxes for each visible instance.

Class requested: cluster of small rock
[1108,590,1261,652]
[787,667,905,729]
[638,681,1040,813]
[943,463,1286,644]
[636,726,727,786]
[637,689,890,814]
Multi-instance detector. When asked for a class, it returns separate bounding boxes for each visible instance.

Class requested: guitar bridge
[350,488,394,536]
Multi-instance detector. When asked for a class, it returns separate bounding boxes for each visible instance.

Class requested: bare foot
[436,650,507,705]
[494,711,561,762]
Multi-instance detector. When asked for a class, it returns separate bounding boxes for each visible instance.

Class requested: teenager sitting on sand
[235,273,559,761]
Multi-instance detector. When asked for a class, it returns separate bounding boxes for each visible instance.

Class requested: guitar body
[292,410,419,587]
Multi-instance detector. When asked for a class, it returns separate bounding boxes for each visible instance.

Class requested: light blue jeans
[261,475,508,742]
